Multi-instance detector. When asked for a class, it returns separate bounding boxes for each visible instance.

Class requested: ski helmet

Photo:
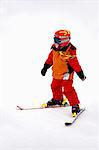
[54,30,71,47]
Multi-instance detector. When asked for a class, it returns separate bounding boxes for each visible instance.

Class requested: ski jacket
[45,43,82,80]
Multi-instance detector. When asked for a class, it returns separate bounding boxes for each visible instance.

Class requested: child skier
[41,29,86,117]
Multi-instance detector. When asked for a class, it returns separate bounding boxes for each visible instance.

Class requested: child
[41,30,86,117]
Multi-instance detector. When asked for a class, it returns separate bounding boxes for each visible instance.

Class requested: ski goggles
[54,36,70,44]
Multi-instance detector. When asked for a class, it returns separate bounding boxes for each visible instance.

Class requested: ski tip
[16,105,23,110]
[65,122,72,126]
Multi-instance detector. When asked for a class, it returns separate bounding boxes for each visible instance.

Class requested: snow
[0,106,98,150]
[0,0,98,150]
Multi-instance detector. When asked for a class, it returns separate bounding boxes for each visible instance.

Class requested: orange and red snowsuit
[45,43,83,106]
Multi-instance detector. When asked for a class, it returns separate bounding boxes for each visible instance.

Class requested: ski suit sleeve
[68,49,86,80]
[41,50,53,76]
[45,50,53,65]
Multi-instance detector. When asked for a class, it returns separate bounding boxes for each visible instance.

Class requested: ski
[65,108,85,126]
[16,103,69,110]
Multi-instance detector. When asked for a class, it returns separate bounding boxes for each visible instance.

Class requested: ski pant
[51,78,80,106]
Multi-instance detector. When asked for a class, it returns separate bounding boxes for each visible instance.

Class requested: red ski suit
[45,43,82,106]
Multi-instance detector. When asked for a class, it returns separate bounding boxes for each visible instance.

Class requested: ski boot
[62,98,68,106]
[72,104,80,117]
[41,98,68,108]
[47,99,63,107]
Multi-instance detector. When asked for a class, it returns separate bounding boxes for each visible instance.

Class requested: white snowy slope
[0,104,98,150]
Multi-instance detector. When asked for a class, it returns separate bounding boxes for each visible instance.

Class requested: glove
[81,76,86,81]
[41,68,47,76]
[41,63,52,76]
[77,70,86,81]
